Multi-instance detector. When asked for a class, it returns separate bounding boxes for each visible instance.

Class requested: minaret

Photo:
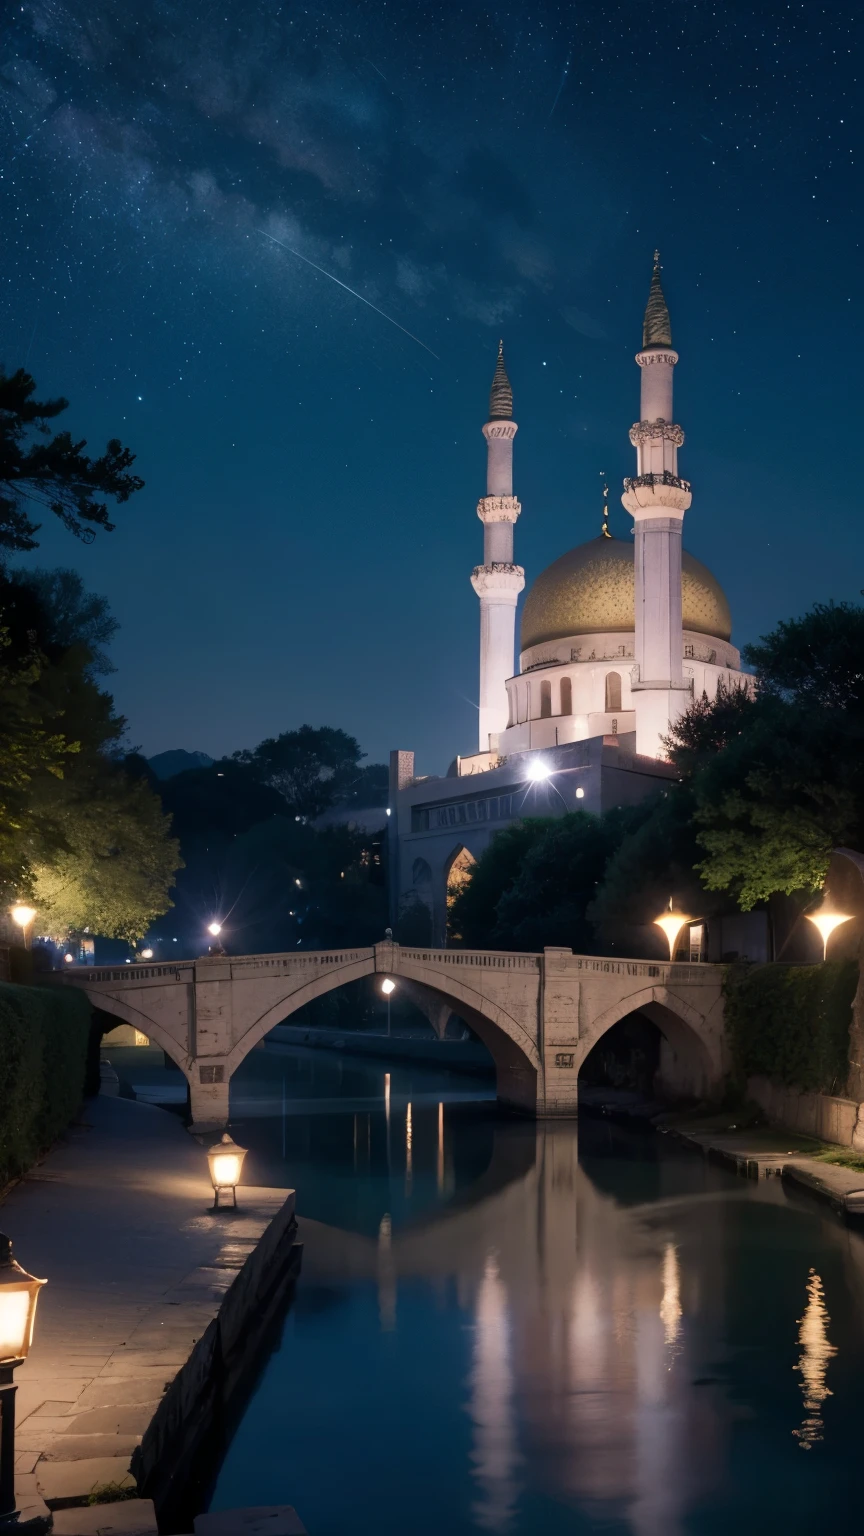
[621,253,692,758]
[471,342,525,751]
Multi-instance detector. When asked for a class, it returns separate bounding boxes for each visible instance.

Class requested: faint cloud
[561,305,606,340]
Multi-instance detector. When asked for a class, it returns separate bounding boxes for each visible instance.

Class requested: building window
[539,680,552,718]
[605,671,622,712]
[560,677,572,715]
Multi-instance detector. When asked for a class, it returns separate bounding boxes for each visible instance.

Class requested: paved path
[0,1095,289,1523]
[669,1117,864,1215]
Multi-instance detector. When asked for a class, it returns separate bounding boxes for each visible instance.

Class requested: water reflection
[793,1268,838,1449]
[214,1046,864,1535]
[468,1254,521,1532]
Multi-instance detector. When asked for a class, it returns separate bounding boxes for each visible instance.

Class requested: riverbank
[0,1094,298,1528]
[662,1109,864,1220]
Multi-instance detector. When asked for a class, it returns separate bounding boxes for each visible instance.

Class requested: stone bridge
[58,941,728,1129]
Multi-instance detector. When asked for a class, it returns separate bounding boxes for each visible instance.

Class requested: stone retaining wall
[132,1195,302,1534]
[748,1076,861,1147]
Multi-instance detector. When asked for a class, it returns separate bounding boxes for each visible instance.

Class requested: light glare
[525,758,552,782]
[806,911,852,961]
[381,978,396,995]
[10,906,36,929]
[654,912,690,961]
[207,922,222,936]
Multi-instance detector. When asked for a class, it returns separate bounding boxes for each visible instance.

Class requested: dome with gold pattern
[520,534,732,650]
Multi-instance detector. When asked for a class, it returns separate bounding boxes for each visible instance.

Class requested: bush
[723,960,858,1095]
[0,982,93,1188]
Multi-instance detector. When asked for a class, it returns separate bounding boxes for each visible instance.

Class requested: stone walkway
[669,1116,864,1215]
[0,1094,290,1524]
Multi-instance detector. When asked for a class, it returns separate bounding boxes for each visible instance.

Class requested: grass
[813,1146,864,1171]
[86,1481,138,1505]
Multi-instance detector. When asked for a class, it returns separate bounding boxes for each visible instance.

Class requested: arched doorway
[445,846,476,942]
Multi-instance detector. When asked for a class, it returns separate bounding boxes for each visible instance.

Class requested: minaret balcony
[471,562,525,598]
[622,471,692,515]
[477,496,521,523]
[628,420,685,448]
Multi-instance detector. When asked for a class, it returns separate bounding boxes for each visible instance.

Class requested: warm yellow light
[806,911,852,961]
[654,911,691,961]
[207,921,222,936]
[0,1234,46,1364]
[10,906,36,930]
[207,1133,247,1209]
[381,978,396,995]
[140,948,154,960]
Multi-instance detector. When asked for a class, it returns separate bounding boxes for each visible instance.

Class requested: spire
[642,250,672,348]
[488,339,513,420]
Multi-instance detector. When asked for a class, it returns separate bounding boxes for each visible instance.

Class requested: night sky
[1,2,861,774]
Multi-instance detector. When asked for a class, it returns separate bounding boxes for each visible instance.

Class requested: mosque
[388,255,747,944]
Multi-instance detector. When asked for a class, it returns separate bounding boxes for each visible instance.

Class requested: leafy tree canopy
[0,367,143,552]
[236,724,381,818]
[743,600,864,714]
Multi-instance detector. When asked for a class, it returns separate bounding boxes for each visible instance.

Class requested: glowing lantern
[806,910,852,962]
[0,1234,45,1365]
[207,1133,247,1210]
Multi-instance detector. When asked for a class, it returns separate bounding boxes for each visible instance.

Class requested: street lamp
[140,948,153,961]
[9,907,36,952]
[525,757,552,782]
[207,922,222,937]
[381,977,395,1036]
[806,910,852,962]
[653,906,691,962]
[207,1133,248,1210]
[0,1233,46,1527]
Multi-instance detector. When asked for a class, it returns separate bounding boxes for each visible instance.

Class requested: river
[208,1041,864,1535]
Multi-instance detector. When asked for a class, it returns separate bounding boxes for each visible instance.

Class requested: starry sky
[1,1,861,774]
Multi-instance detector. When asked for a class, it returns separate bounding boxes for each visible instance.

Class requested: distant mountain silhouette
[149,748,215,780]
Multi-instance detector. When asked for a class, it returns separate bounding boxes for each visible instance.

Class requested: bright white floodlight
[806,910,852,962]
[525,758,552,783]
[381,978,396,995]
[207,921,222,937]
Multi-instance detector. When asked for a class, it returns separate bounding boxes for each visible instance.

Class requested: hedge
[723,960,858,1096]
[0,982,93,1189]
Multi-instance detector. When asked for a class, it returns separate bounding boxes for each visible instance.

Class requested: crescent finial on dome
[642,250,672,349]
[488,338,513,420]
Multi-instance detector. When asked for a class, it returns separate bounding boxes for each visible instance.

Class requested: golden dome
[521,535,732,650]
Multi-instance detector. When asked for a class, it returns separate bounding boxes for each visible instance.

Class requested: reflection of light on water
[660,1242,682,1347]
[405,1102,413,1194]
[437,1101,444,1193]
[468,1253,521,1531]
[377,1212,396,1333]
[793,1268,837,1449]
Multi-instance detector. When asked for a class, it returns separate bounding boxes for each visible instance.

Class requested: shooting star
[257,229,440,360]
[547,53,572,122]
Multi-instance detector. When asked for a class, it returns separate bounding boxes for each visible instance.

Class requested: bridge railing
[400,948,541,971]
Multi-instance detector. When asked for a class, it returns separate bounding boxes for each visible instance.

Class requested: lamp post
[207,1133,247,1210]
[653,905,691,962]
[9,909,36,954]
[381,978,395,1036]
[806,910,852,962]
[0,1234,46,1530]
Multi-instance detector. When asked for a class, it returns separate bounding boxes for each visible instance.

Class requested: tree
[447,819,554,948]
[0,367,143,551]
[7,568,119,675]
[662,603,864,909]
[0,566,180,938]
[236,725,367,818]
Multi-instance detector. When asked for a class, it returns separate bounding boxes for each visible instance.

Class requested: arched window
[539,680,552,718]
[446,846,476,941]
[605,671,622,712]
[560,677,572,715]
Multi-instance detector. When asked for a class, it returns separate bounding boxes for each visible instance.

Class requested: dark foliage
[0,983,92,1187]
[723,960,858,1094]
[0,367,143,551]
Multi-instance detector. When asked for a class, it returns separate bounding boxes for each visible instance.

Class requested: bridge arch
[79,990,194,1080]
[226,952,540,1114]
[578,984,719,1098]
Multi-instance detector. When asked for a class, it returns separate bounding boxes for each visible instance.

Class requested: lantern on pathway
[0,1233,46,1524]
[9,906,36,952]
[207,1133,247,1210]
